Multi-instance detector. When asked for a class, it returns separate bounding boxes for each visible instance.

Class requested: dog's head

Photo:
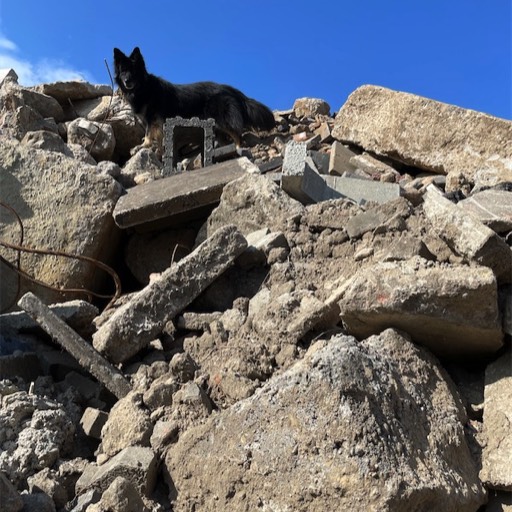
[113,47,146,91]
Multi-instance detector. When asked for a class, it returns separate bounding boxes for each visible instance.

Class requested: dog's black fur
[113,47,276,152]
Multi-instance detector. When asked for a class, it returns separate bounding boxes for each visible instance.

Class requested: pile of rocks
[0,69,511,512]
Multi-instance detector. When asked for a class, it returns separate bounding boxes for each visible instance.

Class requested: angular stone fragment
[333,85,512,180]
[113,157,256,228]
[458,189,512,233]
[480,348,512,490]
[281,140,315,203]
[292,97,330,118]
[423,186,512,283]
[328,141,358,175]
[80,408,108,439]
[34,81,112,104]
[166,329,485,511]
[75,446,157,497]
[67,118,115,161]
[204,173,304,240]
[337,258,503,357]
[92,225,247,363]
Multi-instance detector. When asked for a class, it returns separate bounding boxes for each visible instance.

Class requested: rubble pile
[0,69,511,511]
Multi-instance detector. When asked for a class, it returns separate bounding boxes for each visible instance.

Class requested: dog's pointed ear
[113,48,123,59]
[130,47,142,59]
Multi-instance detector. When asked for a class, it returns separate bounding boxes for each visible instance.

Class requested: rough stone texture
[119,147,163,188]
[333,85,512,181]
[86,477,149,512]
[0,391,75,485]
[93,225,248,363]
[100,392,153,457]
[27,467,68,509]
[337,258,503,357]
[21,130,72,156]
[292,97,330,118]
[281,140,315,203]
[33,81,112,104]
[480,348,512,490]
[423,187,512,283]
[19,88,64,122]
[166,329,485,512]
[204,173,304,240]
[458,189,512,233]
[75,446,157,497]
[0,138,122,311]
[328,140,358,175]
[67,118,115,161]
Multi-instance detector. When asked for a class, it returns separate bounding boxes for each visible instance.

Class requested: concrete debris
[18,293,132,399]
[1,77,511,510]
[92,225,247,363]
[480,348,512,491]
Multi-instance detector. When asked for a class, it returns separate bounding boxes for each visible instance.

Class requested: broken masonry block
[17,292,131,399]
[92,225,248,364]
[113,156,258,229]
[281,140,317,204]
[80,407,109,439]
[328,141,358,175]
[302,164,400,205]
[163,116,215,175]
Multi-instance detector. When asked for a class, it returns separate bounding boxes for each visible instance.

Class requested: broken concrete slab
[336,258,503,357]
[423,186,512,283]
[113,157,258,229]
[75,446,157,498]
[18,293,131,399]
[92,225,247,364]
[458,189,512,233]
[480,348,512,491]
[302,165,400,205]
[333,85,512,180]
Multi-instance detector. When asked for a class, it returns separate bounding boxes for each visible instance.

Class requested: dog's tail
[244,98,276,132]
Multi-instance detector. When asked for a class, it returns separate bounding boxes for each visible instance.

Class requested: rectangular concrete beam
[17,293,131,399]
[302,164,400,205]
[92,225,248,364]
[113,157,258,229]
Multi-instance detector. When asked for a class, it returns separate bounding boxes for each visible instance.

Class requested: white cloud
[0,31,93,85]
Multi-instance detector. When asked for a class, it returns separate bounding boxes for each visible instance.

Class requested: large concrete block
[113,157,257,229]
[333,85,512,180]
[336,258,503,357]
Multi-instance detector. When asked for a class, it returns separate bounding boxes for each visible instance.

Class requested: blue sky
[0,1,510,119]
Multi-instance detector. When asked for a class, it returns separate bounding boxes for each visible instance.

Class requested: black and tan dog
[113,47,276,155]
